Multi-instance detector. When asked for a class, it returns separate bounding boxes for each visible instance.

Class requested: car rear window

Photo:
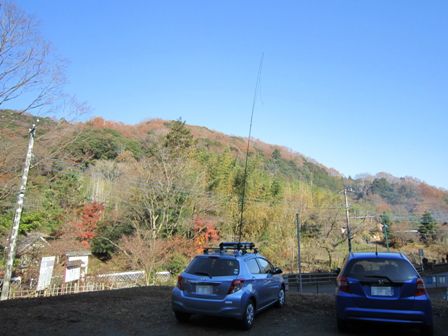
[186,256,240,277]
[345,258,418,282]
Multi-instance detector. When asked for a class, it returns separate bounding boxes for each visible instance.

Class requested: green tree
[0,209,61,235]
[69,128,142,164]
[91,221,134,260]
[380,212,392,250]
[418,211,438,244]
[164,119,194,153]
[271,149,281,161]
[370,178,399,204]
[270,179,282,198]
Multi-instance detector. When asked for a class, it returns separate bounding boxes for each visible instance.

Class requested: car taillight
[177,275,184,290]
[228,279,245,294]
[337,275,350,293]
[416,278,427,296]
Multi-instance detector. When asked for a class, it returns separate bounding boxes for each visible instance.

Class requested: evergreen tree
[380,212,392,249]
[164,119,194,152]
[271,149,281,161]
[418,211,438,244]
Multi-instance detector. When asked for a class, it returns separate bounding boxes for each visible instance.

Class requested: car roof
[198,242,260,259]
[347,252,407,260]
[196,251,261,259]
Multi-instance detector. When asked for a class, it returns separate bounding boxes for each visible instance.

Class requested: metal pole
[296,213,303,293]
[237,53,264,244]
[383,225,390,252]
[419,249,424,272]
[344,187,352,253]
[1,124,36,301]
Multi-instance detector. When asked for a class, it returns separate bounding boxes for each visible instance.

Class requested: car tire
[241,300,256,330]
[275,287,286,308]
[336,318,349,333]
[420,325,434,336]
[174,311,191,323]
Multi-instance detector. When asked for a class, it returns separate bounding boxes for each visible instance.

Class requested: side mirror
[333,267,341,275]
[271,267,283,275]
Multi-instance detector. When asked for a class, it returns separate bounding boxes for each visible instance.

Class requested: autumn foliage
[75,202,105,248]
[2,111,448,277]
[193,217,220,253]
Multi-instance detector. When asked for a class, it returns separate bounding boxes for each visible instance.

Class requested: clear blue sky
[16,1,448,189]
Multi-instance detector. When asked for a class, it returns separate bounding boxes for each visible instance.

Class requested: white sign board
[68,256,89,273]
[36,256,56,291]
[65,266,81,283]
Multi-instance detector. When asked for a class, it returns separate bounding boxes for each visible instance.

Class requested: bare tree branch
[0,1,65,114]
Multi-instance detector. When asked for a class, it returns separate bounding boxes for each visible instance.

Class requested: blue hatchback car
[335,252,433,335]
[172,242,285,329]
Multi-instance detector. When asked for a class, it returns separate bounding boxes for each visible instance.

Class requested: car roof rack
[203,242,258,255]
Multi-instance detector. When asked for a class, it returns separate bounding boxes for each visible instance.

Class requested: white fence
[4,270,176,300]
[6,270,149,300]
[9,282,117,299]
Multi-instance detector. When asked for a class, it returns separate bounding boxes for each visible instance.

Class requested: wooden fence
[5,270,149,300]
[8,281,136,299]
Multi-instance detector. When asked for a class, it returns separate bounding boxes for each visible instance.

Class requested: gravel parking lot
[0,286,447,336]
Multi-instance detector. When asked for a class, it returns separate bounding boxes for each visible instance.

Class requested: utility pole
[296,212,303,293]
[379,213,391,252]
[1,123,37,301]
[383,225,390,252]
[343,187,353,253]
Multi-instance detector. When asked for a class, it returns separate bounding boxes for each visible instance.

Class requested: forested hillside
[1,110,448,282]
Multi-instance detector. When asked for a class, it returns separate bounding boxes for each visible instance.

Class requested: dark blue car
[172,242,285,329]
[335,252,433,335]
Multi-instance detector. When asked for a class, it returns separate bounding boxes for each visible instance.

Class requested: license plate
[371,286,393,296]
[196,285,213,295]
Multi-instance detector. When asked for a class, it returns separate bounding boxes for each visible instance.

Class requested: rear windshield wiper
[363,275,397,284]
[193,271,212,278]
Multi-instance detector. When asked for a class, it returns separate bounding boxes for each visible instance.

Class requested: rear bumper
[172,287,246,319]
[343,307,427,325]
[336,295,433,326]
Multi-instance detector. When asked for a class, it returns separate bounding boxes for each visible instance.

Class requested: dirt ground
[0,287,447,336]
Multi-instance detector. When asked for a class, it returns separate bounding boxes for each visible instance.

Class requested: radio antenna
[237,53,264,244]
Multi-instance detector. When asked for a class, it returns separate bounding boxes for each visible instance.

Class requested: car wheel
[241,301,255,330]
[174,311,191,323]
[336,318,349,333]
[420,325,434,336]
[275,287,286,308]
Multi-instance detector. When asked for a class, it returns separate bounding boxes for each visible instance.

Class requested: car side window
[246,259,260,274]
[256,258,273,274]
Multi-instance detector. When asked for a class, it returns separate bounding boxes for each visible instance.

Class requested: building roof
[65,250,92,257]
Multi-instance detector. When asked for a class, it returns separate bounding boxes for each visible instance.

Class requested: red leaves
[193,217,219,252]
[75,202,104,248]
